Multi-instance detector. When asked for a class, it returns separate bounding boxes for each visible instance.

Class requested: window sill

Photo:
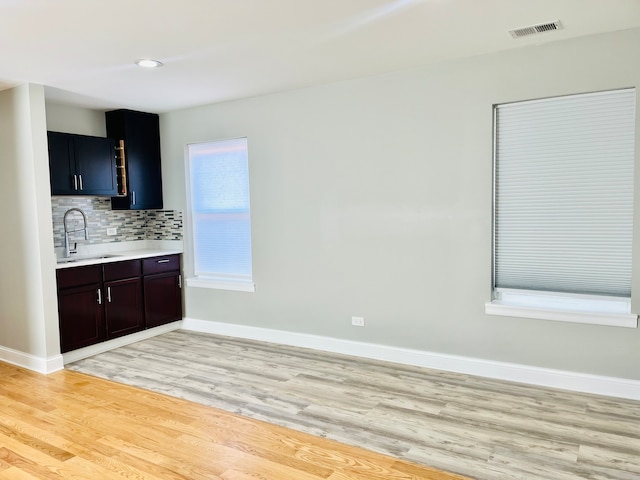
[185,276,255,292]
[485,301,637,328]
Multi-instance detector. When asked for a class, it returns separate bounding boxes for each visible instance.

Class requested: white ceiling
[1,0,639,113]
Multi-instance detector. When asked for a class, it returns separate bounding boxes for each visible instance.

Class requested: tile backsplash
[51,197,182,248]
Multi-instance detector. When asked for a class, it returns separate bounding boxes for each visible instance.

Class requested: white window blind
[494,88,635,298]
[187,138,253,287]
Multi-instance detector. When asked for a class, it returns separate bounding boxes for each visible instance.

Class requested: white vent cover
[509,20,562,39]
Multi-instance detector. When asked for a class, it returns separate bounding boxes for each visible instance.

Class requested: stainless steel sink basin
[57,254,122,264]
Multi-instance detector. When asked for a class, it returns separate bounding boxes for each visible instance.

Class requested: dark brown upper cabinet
[48,131,118,196]
[106,109,163,210]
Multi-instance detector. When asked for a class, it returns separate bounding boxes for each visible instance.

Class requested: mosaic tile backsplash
[51,197,182,248]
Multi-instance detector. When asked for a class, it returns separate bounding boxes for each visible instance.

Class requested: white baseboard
[181,318,640,401]
[0,346,64,374]
[62,321,183,364]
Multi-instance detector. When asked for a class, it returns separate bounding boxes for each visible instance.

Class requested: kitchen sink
[57,254,122,264]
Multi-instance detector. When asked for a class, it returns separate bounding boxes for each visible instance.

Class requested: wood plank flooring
[67,330,640,479]
[0,361,467,480]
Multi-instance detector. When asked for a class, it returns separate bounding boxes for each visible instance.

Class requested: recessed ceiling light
[135,59,163,68]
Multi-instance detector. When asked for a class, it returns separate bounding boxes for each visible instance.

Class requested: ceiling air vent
[509,20,562,39]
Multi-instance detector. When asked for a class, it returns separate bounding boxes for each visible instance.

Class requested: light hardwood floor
[68,330,640,479]
[0,361,466,480]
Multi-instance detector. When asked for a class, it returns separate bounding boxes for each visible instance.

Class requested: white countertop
[55,240,183,269]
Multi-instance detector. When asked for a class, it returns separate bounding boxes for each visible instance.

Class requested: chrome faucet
[63,208,89,257]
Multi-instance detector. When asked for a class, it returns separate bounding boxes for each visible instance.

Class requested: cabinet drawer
[57,265,101,289]
[103,259,142,281]
[143,255,180,275]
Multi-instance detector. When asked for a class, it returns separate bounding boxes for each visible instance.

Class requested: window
[185,137,254,292]
[487,88,637,327]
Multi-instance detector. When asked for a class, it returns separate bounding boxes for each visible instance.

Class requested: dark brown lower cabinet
[103,260,144,339]
[143,255,183,328]
[57,255,182,353]
[57,266,105,352]
[105,277,144,338]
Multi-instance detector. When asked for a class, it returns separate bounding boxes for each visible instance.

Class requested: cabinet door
[107,109,163,210]
[48,131,76,195]
[48,132,117,196]
[58,283,105,353]
[144,272,182,328]
[104,277,144,339]
[73,135,118,196]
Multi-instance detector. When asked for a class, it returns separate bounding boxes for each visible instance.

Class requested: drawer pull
[157,259,170,264]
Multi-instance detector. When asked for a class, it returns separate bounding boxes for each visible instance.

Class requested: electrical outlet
[351,316,365,327]
[107,227,118,236]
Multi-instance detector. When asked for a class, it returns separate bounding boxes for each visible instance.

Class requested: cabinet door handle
[178,275,182,288]
[78,174,83,190]
[73,174,78,190]
[107,286,112,303]
[157,259,170,264]
[131,191,136,205]
[97,289,102,305]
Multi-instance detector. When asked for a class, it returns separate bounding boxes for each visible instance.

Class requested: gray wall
[45,102,106,136]
[162,28,640,380]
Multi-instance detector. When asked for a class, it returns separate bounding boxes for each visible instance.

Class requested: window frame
[184,137,255,293]
[486,89,637,328]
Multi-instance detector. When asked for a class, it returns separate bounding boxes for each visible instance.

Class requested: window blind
[494,88,635,298]
[187,138,253,282]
